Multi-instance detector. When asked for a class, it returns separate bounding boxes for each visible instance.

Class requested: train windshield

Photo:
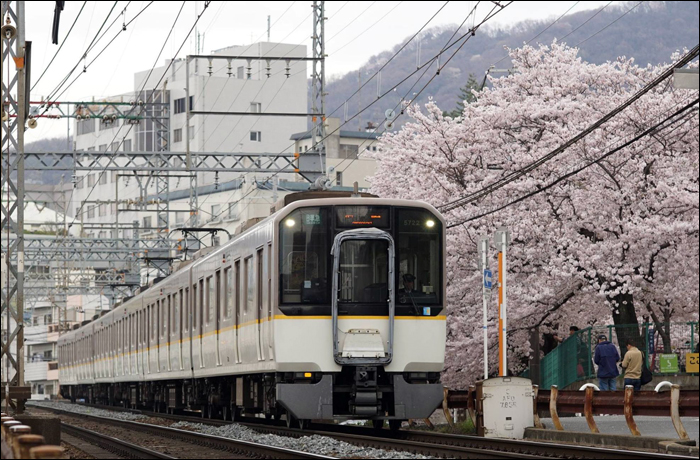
[279,207,330,304]
[396,208,440,305]
[279,205,442,311]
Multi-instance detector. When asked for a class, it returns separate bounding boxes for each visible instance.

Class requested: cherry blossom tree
[369,42,699,387]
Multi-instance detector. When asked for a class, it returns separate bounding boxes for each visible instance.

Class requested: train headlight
[426,219,435,228]
[285,218,296,228]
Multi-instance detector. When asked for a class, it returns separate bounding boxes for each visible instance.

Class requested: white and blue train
[58,192,446,429]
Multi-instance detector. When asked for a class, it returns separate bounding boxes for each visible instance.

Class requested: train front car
[273,198,446,428]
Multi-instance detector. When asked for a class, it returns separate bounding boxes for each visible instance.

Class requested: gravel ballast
[30,401,432,459]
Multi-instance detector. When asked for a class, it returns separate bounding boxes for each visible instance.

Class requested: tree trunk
[609,292,641,358]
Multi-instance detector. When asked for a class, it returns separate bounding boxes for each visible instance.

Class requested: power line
[326,1,378,43]
[490,1,580,68]
[447,97,699,227]
[68,2,213,233]
[31,1,88,91]
[331,2,405,55]
[208,2,513,222]
[558,1,612,42]
[574,1,644,47]
[438,44,700,213]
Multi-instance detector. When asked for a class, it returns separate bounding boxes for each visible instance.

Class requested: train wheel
[389,420,403,432]
[285,413,295,429]
[372,420,384,431]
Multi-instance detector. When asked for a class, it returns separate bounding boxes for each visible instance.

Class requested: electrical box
[476,377,534,439]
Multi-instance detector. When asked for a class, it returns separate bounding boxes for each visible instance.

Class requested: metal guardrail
[445,384,699,440]
[1,412,65,458]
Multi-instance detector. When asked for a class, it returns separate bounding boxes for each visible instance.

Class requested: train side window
[245,256,254,313]
[234,260,241,327]
[215,270,221,324]
[224,267,232,319]
[162,298,167,339]
[257,248,264,319]
[199,279,205,330]
[176,290,182,336]
[152,302,157,341]
[207,276,214,325]
[184,287,190,331]
[193,284,198,330]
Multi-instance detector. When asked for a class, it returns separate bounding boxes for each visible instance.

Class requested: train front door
[331,228,395,366]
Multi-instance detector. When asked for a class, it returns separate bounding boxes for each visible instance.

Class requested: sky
[20,1,618,141]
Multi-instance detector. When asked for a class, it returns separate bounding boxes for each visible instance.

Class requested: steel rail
[61,422,176,459]
[32,403,691,460]
[34,405,336,459]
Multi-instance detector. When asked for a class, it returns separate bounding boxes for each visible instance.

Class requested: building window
[339,144,359,159]
[250,131,261,142]
[75,206,81,217]
[75,177,84,189]
[99,144,107,152]
[111,171,118,183]
[111,203,117,215]
[188,125,195,140]
[123,139,132,152]
[87,174,95,187]
[227,202,238,219]
[99,172,107,185]
[175,212,185,225]
[211,204,221,221]
[143,216,152,229]
[174,128,183,143]
[76,118,95,135]
[250,102,261,113]
[336,171,343,186]
[174,97,186,114]
[111,142,119,151]
[237,66,244,79]
[99,203,107,216]
[87,206,95,219]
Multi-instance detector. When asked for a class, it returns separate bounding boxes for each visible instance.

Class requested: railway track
[61,422,175,459]
[30,404,336,459]
[31,402,693,460]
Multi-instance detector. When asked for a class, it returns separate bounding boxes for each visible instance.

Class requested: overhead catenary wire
[67,2,213,233]
[207,1,513,223]
[31,1,88,91]
[438,44,700,214]
[446,97,699,227]
[574,1,644,47]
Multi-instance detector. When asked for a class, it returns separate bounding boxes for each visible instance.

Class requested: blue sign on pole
[484,269,493,290]
[648,328,655,355]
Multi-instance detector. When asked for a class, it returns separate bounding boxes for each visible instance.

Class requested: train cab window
[338,239,389,304]
[396,208,441,306]
[279,207,329,304]
[224,267,232,319]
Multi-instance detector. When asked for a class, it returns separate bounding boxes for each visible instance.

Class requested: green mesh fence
[538,322,698,389]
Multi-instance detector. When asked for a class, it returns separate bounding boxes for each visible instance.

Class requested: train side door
[234,259,241,363]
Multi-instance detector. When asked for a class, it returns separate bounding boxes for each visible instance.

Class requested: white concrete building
[70,41,309,240]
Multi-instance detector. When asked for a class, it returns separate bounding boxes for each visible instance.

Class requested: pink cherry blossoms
[369,42,699,388]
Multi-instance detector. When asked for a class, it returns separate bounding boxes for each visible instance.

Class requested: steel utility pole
[310,1,326,182]
[478,236,491,380]
[494,227,510,377]
[1,0,31,413]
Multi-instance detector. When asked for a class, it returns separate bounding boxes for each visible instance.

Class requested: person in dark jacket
[594,334,620,390]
